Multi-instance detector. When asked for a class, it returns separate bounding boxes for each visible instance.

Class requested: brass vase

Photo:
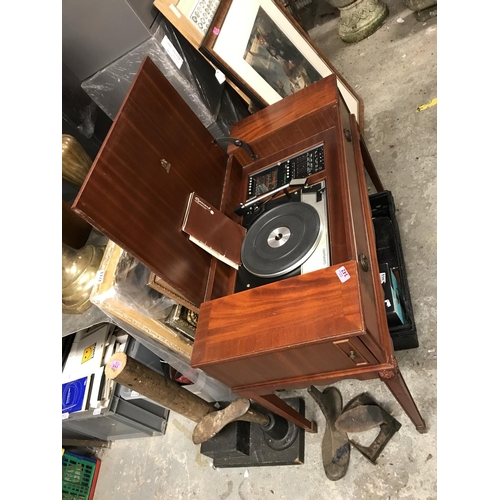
[62,243,104,314]
[62,134,92,188]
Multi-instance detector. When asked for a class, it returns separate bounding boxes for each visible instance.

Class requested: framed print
[153,0,223,49]
[201,0,363,127]
[153,0,254,105]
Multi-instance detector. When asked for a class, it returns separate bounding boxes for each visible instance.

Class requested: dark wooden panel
[72,57,229,306]
[220,155,244,222]
[191,261,363,367]
[322,126,355,265]
[228,76,339,166]
[205,155,243,301]
[147,272,200,313]
[62,200,92,249]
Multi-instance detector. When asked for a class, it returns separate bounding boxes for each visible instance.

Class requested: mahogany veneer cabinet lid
[72,57,229,306]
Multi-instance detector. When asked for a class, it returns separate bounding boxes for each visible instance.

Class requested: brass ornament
[62,243,104,314]
[62,134,92,187]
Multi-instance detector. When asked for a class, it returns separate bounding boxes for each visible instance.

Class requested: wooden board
[62,200,92,249]
[72,57,229,306]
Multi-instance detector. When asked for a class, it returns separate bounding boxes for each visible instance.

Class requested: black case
[378,262,407,327]
[369,191,419,350]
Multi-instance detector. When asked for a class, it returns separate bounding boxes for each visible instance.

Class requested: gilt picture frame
[90,241,194,362]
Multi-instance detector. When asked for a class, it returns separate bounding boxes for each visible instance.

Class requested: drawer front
[333,337,379,367]
[201,337,377,389]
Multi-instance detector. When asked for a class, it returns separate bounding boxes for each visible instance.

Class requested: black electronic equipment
[246,144,325,199]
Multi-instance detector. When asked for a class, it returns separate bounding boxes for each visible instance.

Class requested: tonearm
[234,178,309,217]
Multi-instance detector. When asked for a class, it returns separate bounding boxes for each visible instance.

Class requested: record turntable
[235,179,330,292]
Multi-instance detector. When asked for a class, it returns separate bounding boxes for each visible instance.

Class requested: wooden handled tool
[105,352,269,444]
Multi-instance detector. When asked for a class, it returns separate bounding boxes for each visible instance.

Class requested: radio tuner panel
[247,144,325,199]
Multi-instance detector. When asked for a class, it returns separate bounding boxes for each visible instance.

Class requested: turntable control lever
[316,187,326,202]
[213,137,258,161]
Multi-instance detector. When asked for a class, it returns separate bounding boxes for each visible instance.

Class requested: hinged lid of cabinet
[73,57,229,306]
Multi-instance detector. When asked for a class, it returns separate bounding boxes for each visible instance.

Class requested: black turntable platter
[240,201,322,278]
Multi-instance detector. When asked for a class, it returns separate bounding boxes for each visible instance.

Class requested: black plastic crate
[369,191,419,350]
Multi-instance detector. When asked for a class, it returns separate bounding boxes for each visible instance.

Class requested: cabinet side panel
[207,155,243,301]
[339,97,388,354]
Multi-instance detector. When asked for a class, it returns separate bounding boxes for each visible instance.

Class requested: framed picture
[153,0,223,49]
[201,0,363,127]
[91,241,195,362]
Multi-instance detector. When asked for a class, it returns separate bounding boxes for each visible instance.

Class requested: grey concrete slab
[92,2,437,498]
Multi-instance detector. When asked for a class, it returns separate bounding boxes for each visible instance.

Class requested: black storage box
[369,191,419,350]
[379,262,407,328]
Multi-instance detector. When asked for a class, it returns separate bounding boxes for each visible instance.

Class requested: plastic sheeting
[82,20,224,128]
[90,241,236,403]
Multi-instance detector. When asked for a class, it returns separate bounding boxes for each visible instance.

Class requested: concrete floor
[93,2,437,498]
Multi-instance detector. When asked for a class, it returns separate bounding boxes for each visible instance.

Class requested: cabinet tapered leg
[360,133,385,192]
[379,356,427,433]
[250,393,317,433]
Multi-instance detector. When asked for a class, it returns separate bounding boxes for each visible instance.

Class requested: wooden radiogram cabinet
[73,57,426,433]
